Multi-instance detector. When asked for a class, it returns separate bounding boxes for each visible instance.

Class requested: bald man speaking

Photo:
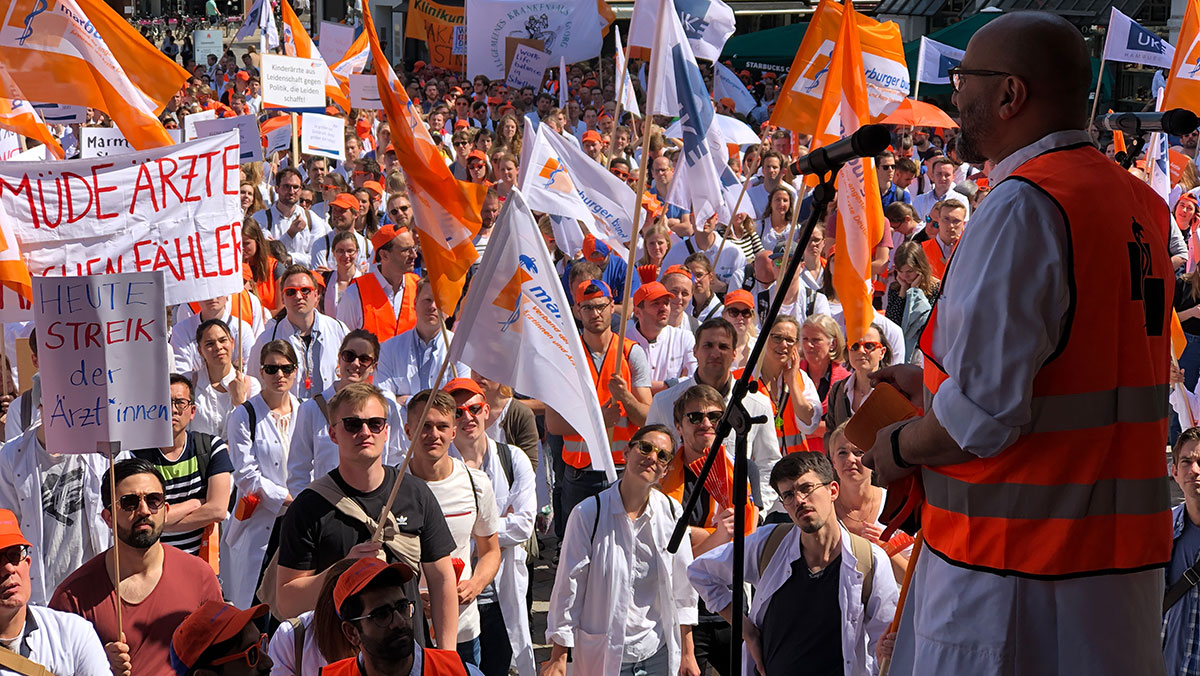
[864,12,1172,675]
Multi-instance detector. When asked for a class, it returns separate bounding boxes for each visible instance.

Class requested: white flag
[448,189,615,480]
[236,0,266,42]
[466,0,607,79]
[1148,91,1171,205]
[614,27,640,118]
[1104,7,1174,69]
[713,61,756,115]
[519,123,638,256]
[916,36,963,86]
[629,0,735,62]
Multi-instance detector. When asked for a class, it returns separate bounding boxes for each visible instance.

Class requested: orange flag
[0,67,63,159]
[816,0,885,345]
[1173,309,1189,362]
[280,0,351,112]
[361,4,485,314]
[1163,0,1200,112]
[0,0,189,149]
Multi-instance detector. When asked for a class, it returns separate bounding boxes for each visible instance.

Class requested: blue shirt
[560,256,628,304]
[1165,504,1200,675]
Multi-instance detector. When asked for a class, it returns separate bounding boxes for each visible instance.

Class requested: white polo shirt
[625,321,696,384]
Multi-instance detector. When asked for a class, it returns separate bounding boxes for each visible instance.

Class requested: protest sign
[261,55,327,111]
[320,21,356,65]
[407,0,465,70]
[31,103,86,125]
[184,109,218,141]
[506,43,550,92]
[504,37,544,75]
[80,127,133,158]
[193,114,265,162]
[452,26,467,55]
[34,271,172,453]
[194,29,225,67]
[467,0,606,79]
[349,74,383,110]
[0,131,19,163]
[301,113,345,161]
[263,121,293,158]
[0,132,244,307]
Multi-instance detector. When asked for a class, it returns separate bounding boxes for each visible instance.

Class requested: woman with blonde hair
[239,181,267,217]
[798,314,849,451]
[494,112,523,157]
[636,222,672,271]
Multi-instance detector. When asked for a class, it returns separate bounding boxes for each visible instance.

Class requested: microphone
[1094,109,1199,136]
[789,124,893,176]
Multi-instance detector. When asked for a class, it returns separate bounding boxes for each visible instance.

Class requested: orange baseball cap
[370,223,409,251]
[467,149,488,164]
[330,193,360,211]
[442,377,484,398]
[661,264,694,281]
[0,510,31,551]
[362,180,384,197]
[333,558,415,617]
[719,97,736,110]
[454,119,470,130]
[575,279,612,303]
[169,602,268,675]
[581,130,602,144]
[633,281,671,306]
[724,289,753,310]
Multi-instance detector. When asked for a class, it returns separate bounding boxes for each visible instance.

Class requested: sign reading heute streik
[35,271,172,453]
[261,54,327,110]
[0,131,244,307]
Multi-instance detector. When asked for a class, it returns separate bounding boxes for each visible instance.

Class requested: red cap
[739,70,751,77]
[581,130,602,144]
[413,60,426,72]
[451,86,463,95]
[574,279,612,303]
[488,96,503,105]
[169,602,268,675]
[467,149,488,164]
[661,264,694,281]
[499,103,515,114]
[370,223,409,251]
[633,281,672,306]
[0,510,31,551]
[442,377,484,398]
[362,180,384,197]
[333,558,415,617]
[330,193,360,211]
[582,233,610,262]
[724,289,754,310]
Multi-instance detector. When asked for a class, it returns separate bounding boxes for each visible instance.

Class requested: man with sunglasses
[324,557,483,676]
[876,150,910,210]
[52,459,224,676]
[385,193,412,229]
[405,389,501,669]
[337,225,421,343]
[444,379,536,676]
[169,601,273,675]
[688,452,898,676]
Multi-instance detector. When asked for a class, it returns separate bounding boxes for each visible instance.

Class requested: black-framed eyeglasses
[0,545,30,567]
[341,416,387,434]
[347,599,414,627]
[210,633,268,668]
[455,403,484,418]
[685,410,723,425]
[118,492,166,513]
[947,66,1013,92]
[779,482,830,504]
[339,350,376,367]
[262,363,298,376]
[170,398,194,411]
[628,439,673,467]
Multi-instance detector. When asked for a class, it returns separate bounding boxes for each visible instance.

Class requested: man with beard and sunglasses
[863,12,1175,676]
[51,459,224,676]
[324,557,484,676]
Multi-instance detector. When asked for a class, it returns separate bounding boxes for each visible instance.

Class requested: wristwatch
[891,420,915,470]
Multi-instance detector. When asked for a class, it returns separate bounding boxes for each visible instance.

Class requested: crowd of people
[4,6,1200,676]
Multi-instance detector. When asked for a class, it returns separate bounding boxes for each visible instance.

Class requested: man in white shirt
[405,389,501,667]
[254,167,331,263]
[250,266,349,400]
[376,280,468,406]
[627,282,696,393]
[745,151,797,218]
[445,378,537,676]
[911,157,971,222]
[661,222,747,294]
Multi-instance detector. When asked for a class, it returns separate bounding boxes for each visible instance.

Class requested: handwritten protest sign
[320,22,356,65]
[31,103,86,125]
[194,115,264,162]
[0,132,19,163]
[506,43,550,92]
[35,271,172,453]
[349,74,382,110]
[80,128,133,158]
[194,30,224,68]
[0,132,244,307]
[301,113,345,161]
[261,55,327,111]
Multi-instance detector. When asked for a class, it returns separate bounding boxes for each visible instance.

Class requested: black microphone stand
[668,168,842,676]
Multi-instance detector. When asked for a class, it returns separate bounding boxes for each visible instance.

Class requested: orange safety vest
[319,648,468,675]
[659,445,756,535]
[256,256,282,312]
[921,237,949,280]
[187,292,256,326]
[354,272,419,342]
[919,143,1172,578]
[562,335,638,469]
[733,368,809,454]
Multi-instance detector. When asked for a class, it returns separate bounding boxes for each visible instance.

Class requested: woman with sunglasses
[545,424,701,676]
[287,330,404,497]
[191,318,261,437]
[223,339,301,608]
[721,290,759,371]
[824,324,891,433]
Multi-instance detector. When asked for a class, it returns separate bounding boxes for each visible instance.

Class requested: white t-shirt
[422,459,500,643]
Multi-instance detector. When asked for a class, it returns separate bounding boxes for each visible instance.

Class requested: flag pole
[1088,57,1106,130]
[711,153,761,264]
[102,441,125,638]
[913,37,924,102]
[606,40,633,170]
[878,532,924,676]
[613,95,659,376]
[290,112,300,169]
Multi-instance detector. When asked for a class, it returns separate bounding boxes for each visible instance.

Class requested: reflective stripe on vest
[562,335,637,469]
[918,143,1173,578]
[355,272,419,342]
[733,369,809,455]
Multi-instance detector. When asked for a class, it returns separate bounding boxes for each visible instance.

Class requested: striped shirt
[132,433,233,554]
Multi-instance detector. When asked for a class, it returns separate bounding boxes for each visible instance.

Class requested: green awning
[721,21,808,72]
[902,12,1003,97]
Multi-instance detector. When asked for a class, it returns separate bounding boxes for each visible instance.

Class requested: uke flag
[1104,7,1174,69]
[449,189,615,481]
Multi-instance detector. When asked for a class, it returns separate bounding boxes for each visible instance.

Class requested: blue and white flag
[614,27,640,118]
[630,0,735,62]
[713,61,756,114]
[648,0,724,223]
[916,36,963,86]
[237,0,280,50]
[1104,7,1174,69]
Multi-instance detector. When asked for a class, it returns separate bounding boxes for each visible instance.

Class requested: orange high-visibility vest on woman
[354,272,419,342]
[733,367,808,454]
[562,335,638,469]
[919,143,1172,578]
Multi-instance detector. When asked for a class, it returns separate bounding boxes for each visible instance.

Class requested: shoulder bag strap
[759,523,794,576]
[0,649,53,676]
[1165,556,1200,614]
[313,394,331,426]
[288,617,306,668]
[848,532,875,610]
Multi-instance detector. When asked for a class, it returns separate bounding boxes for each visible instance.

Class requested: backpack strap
[191,431,215,480]
[0,647,53,676]
[759,523,793,576]
[848,532,875,610]
[313,394,331,426]
[495,442,515,487]
[684,238,696,255]
[288,617,306,669]
[1165,556,1200,613]
[306,474,421,573]
[242,401,258,444]
[590,494,601,544]
[19,390,31,431]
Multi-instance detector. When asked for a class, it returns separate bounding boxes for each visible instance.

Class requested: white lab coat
[268,611,327,676]
[688,523,899,676]
[546,482,698,676]
[222,394,299,607]
[451,439,537,675]
[0,426,111,605]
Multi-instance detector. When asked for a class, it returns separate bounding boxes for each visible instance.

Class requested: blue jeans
[619,646,669,676]
[561,466,616,526]
[457,637,480,667]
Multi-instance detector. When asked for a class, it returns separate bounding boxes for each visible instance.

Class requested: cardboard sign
[31,103,86,125]
[80,127,133,158]
[504,37,545,75]
[193,114,265,162]
[452,25,467,55]
[300,112,345,161]
[193,29,225,68]
[34,271,172,453]
[407,0,465,70]
[184,109,218,141]
[319,21,356,65]
[506,43,550,92]
[349,74,383,110]
[261,54,327,111]
[0,132,244,307]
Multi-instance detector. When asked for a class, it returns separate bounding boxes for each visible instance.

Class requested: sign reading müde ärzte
[35,271,172,453]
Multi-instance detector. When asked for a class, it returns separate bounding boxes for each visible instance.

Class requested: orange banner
[406,0,465,71]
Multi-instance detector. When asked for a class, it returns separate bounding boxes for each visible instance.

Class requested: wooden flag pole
[102,441,125,637]
[879,532,924,676]
[712,154,761,263]
[1088,57,1107,134]
[612,101,659,375]
[290,112,300,169]
[605,41,633,170]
